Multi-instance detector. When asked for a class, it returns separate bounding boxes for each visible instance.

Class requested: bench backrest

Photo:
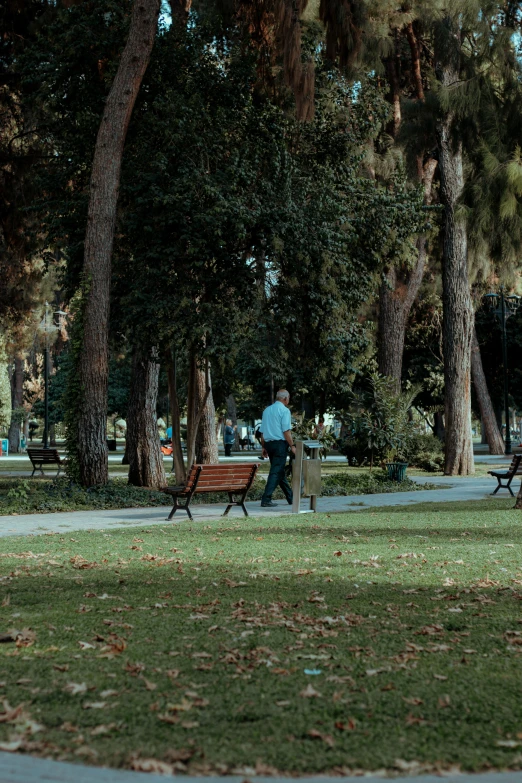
[27,448,61,463]
[185,463,258,492]
[511,454,522,474]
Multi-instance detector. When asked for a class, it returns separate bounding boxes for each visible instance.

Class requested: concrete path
[1,752,522,783]
[0,474,505,539]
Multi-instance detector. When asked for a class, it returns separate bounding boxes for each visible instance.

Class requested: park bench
[161,463,258,521]
[488,454,522,496]
[27,447,66,477]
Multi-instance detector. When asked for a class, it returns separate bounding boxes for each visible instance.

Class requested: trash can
[107,439,117,452]
[386,462,408,482]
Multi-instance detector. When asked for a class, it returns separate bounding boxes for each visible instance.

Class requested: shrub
[401,432,444,472]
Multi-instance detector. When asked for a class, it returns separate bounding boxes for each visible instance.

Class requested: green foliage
[401,431,444,472]
[337,373,420,467]
[320,471,437,496]
[0,477,167,514]
[291,417,337,459]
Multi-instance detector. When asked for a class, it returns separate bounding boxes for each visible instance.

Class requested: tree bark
[436,20,474,475]
[471,329,504,455]
[75,0,160,487]
[8,354,23,453]
[195,364,219,464]
[165,349,186,484]
[377,159,436,390]
[185,347,211,468]
[126,345,166,488]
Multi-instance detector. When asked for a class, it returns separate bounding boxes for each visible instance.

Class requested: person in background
[166,425,172,441]
[224,419,236,457]
[314,417,325,438]
[259,389,295,508]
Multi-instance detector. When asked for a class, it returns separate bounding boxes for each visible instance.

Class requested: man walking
[259,389,296,507]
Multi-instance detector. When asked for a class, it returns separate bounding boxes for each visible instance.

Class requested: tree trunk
[185,347,211,468]
[434,411,445,442]
[165,348,186,484]
[436,21,474,475]
[377,159,437,390]
[8,354,23,453]
[75,0,160,487]
[471,329,504,455]
[195,365,219,464]
[126,346,166,488]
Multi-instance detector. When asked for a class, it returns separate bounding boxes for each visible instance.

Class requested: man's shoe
[261,501,278,507]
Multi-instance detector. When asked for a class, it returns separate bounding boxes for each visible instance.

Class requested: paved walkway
[1,752,522,783]
[0,475,502,538]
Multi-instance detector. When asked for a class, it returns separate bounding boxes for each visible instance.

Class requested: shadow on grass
[1,546,522,774]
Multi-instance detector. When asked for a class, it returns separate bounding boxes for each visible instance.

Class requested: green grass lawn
[0,499,522,775]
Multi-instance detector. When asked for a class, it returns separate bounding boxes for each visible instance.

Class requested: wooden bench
[161,463,258,521]
[488,454,522,496]
[27,448,66,477]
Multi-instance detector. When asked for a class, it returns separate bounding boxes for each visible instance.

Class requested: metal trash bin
[291,440,321,513]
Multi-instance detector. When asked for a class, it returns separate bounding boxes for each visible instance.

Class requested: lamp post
[483,287,521,455]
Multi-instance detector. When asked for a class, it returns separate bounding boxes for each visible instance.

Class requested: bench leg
[167,498,179,521]
[491,480,502,495]
[223,492,234,517]
[166,495,194,521]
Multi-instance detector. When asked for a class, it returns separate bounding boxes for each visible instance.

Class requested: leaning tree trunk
[377,160,437,390]
[126,346,166,488]
[471,329,504,455]
[436,22,474,475]
[195,365,219,464]
[75,0,160,487]
[8,354,23,453]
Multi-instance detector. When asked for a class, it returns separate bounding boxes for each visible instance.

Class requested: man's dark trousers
[261,440,293,504]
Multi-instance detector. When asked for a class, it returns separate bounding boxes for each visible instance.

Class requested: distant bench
[161,463,258,521]
[488,454,522,496]
[27,448,66,477]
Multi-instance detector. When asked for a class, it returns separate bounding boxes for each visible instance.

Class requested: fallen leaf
[299,684,322,698]
[130,758,174,774]
[438,695,451,709]
[90,723,117,736]
[307,728,335,747]
[335,718,356,731]
[403,697,423,706]
[143,679,157,692]
[0,701,24,723]
[64,682,87,696]
[78,641,95,650]
[405,713,427,726]
[433,674,448,681]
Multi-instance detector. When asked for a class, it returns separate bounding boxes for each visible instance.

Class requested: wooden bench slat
[161,463,258,521]
[27,448,65,477]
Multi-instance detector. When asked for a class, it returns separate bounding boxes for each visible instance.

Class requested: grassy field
[0,498,521,775]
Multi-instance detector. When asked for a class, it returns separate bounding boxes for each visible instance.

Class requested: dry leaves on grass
[0,628,36,647]
[299,684,322,698]
[63,682,87,696]
[70,555,97,569]
[307,728,335,747]
[335,718,356,731]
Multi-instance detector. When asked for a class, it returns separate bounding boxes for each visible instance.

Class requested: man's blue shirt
[260,401,291,441]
